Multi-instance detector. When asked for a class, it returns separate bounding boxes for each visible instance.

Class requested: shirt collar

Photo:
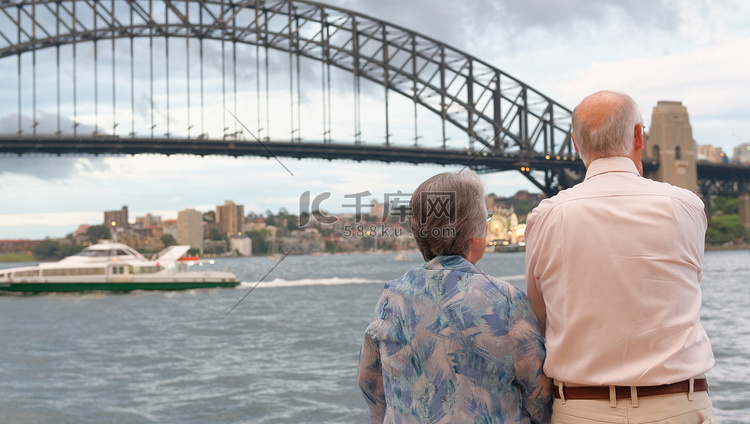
[584,157,640,181]
[424,255,479,273]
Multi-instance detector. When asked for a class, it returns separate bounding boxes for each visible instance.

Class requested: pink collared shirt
[524,157,715,386]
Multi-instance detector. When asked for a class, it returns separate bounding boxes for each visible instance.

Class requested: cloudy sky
[1,0,749,239]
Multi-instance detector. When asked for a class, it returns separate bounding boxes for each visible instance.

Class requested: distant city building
[118,232,164,251]
[0,239,38,254]
[162,219,178,238]
[135,213,162,228]
[243,220,268,233]
[486,206,520,245]
[229,236,253,256]
[134,226,163,239]
[216,200,244,237]
[177,209,204,253]
[104,206,129,230]
[734,143,750,165]
[75,224,90,237]
[203,239,228,255]
[696,145,726,163]
[369,200,385,221]
[280,228,325,255]
[74,224,91,244]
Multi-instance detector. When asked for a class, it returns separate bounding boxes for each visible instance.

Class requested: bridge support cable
[263,7,270,142]
[440,46,447,150]
[381,23,390,147]
[233,40,239,141]
[55,1,60,136]
[287,4,297,144]
[411,35,419,147]
[16,5,21,135]
[323,14,332,144]
[94,0,99,135]
[199,9,205,139]
[130,5,135,138]
[112,10,117,138]
[222,29,226,140]
[32,1,36,137]
[149,0,154,139]
[320,29,327,143]
[186,6,191,140]
[295,15,302,143]
[255,4,261,141]
[166,8,171,138]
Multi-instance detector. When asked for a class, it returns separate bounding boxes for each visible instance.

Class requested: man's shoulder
[526,186,578,223]
[639,178,704,209]
[529,175,704,222]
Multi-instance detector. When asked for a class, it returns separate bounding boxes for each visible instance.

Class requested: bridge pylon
[740,193,750,230]
[643,101,698,193]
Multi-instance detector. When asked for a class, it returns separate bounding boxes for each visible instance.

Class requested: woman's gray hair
[572,90,642,165]
[408,169,486,261]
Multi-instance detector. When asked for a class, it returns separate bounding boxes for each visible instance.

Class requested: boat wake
[238,274,524,288]
[238,277,384,288]
[498,274,525,282]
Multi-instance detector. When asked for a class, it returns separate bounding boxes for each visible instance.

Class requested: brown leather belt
[554,379,708,400]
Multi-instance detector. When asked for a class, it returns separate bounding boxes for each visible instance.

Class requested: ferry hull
[0,281,239,293]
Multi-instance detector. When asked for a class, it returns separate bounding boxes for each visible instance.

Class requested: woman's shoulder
[465,271,529,305]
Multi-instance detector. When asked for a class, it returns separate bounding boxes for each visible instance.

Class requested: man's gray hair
[408,169,486,262]
[571,90,642,165]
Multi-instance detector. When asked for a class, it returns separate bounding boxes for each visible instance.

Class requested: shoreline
[2,245,748,263]
[704,244,750,251]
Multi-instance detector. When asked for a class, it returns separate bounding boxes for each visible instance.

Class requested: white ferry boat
[0,241,239,293]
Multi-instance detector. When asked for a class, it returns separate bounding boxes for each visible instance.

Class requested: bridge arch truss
[0,0,579,194]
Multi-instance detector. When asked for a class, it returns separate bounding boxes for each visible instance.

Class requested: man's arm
[523,216,547,335]
[357,331,386,423]
[509,290,552,424]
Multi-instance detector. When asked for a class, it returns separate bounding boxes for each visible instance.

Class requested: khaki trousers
[552,379,715,424]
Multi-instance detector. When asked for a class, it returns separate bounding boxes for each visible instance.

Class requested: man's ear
[633,123,644,151]
[572,135,580,154]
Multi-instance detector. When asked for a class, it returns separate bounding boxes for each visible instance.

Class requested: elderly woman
[357,170,552,423]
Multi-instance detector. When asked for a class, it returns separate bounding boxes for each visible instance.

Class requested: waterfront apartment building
[734,143,750,165]
[162,219,178,239]
[216,200,244,237]
[229,236,253,256]
[135,213,162,228]
[104,206,129,230]
[696,145,727,163]
[177,209,204,253]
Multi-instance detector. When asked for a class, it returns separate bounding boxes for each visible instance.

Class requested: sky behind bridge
[1,0,749,239]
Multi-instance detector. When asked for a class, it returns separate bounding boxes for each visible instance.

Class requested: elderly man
[358,169,552,423]
[524,90,715,422]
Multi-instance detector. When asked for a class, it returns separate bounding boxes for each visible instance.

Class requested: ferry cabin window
[13,270,39,277]
[42,268,106,276]
[76,249,110,257]
[134,266,161,274]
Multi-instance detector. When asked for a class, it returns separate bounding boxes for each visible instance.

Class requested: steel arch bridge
[0,0,605,196]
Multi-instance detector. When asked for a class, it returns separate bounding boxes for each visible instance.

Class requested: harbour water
[0,250,748,423]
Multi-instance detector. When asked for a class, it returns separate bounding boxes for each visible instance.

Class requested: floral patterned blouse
[357,255,552,423]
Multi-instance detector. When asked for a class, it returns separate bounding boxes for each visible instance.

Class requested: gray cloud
[325,0,722,49]
[0,113,109,180]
